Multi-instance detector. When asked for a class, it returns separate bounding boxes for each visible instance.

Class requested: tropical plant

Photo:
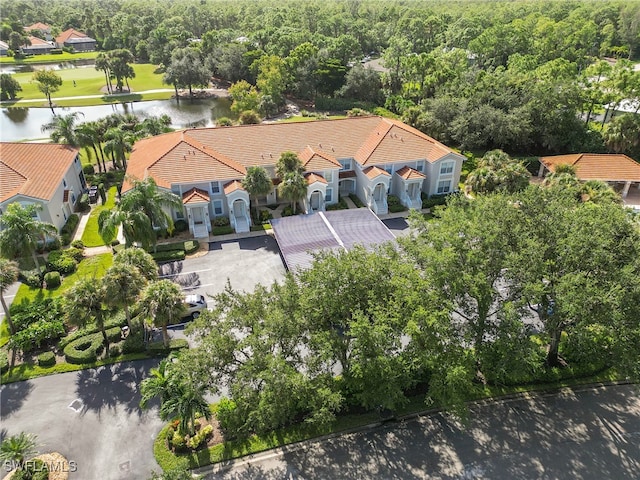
[275,151,304,179]
[278,171,307,214]
[103,127,133,170]
[0,203,59,270]
[465,150,530,194]
[0,259,19,334]
[98,208,155,249]
[32,70,62,113]
[242,166,273,218]
[41,112,84,146]
[137,280,186,347]
[102,263,146,331]
[63,278,111,356]
[112,248,158,282]
[0,432,38,470]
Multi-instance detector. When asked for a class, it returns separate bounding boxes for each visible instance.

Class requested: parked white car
[184,294,207,319]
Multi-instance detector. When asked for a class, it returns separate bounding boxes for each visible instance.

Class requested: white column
[537,163,545,177]
[621,181,631,198]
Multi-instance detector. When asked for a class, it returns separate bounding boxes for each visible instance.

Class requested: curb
[191,380,636,477]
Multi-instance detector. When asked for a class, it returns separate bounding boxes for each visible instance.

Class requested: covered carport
[270,208,397,272]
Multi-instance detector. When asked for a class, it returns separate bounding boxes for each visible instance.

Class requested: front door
[374,183,385,202]
[233,199,245,218]
[310,191,321,210]
[192,207,204,224]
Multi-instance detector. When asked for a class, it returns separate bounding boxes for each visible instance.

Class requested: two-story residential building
[0,143,87,231]
[123,116,465,237]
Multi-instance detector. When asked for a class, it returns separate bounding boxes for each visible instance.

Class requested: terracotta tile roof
[56,28,88,44]
[223,180,245,195]
[126,117,458,190]
[123,131,247,193]
[363,166,391,179]
[339,170,356,179]
[540,154,640,182]
[305,173,327,185]
[395,165,426,180]
[299,145,342,171]
[355,118,454,166]
[0,143,78,203]
[182,187,210,204]
[24,23,51,31]
[24,36,52,47]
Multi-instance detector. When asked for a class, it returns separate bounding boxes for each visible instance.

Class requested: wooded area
[2,0,639,157]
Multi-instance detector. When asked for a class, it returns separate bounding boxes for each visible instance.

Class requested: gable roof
[24,23,51,32]
[23,36,53,48]
[363,166,391,179]
[123,131,247,192]
[126,117,459,191]
[182,187,210,205]
[396,165,426,180]
[56,28,94,44]
[0,143,78,203]
[223,180,245,195]
[540,153,640,182]
[305,173,327,185]
[299,146,342,171]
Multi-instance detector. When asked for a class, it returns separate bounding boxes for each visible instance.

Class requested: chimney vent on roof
[318,143,322,149]
[270,153,273,158]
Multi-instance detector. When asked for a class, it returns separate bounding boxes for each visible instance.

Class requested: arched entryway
[339,178,356,196]
[231,198,249,232]
[309,190,324,212]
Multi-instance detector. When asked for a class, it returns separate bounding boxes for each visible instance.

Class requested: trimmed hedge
[212,226,233,235]
[37,351,56,367]
[58,313,126,349]
[151,250,186,262]
[63,326,122,363]
[349,194,365,208]
[174,219,188,232]
[146,338,189,355]
[122,332,146,354]
[61,214,80,236]
[46,250,77,274]
[0,350,8,374]
[422,194,448,209]
[184,240,199,254]
[44,271,61,289]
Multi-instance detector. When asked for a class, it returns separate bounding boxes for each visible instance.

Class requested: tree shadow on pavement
[75,359,158,418]
[0,381,34,418]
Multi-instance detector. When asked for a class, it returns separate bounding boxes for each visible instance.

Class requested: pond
[0,97,234,142]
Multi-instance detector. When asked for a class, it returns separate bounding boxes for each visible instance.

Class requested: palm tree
[161,382,211,435]
[103,263,146,331]
[0,432,38,470]
[63,278,111,356]
[465,166,499,194]
[275,151,304,179]
[98,207,156,249]
[543,164,580,188]
[76,121,106,173]
[137,280,186,347]
[279,171,307,214]
[112,248,158,282]
[41,111,84,145]
[580,180,620,204]
[0,203,59,270]
[95,52,113,94]
[0,259,19,334]
[242,166,273,218]
[104,127,133,170]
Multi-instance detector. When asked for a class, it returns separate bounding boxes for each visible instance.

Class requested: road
[202,383,640,480]
[0,359,165,480]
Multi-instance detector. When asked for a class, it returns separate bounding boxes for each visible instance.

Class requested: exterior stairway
[234,215,250,233]
[193,224,209,238]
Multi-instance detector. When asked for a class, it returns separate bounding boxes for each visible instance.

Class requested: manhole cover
[68,399,84,413]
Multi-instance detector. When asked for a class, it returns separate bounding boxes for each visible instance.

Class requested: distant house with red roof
[24,22,53,41]
[56,28,96,52]
[21,36,56,55]
[538,153,640,200]
[0,143,87,232]
[124,116,465,236]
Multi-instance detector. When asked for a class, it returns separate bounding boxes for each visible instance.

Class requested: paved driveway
[1,359,164,480]
[158,234,287,308]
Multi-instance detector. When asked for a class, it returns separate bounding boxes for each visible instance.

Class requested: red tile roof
[125,117,459,192]
[56,28,88,44]
[182,187,210,205]
[363,166,391,179]
[339,170,356,179]
[24,36,52,47]
[305,173,327,185]
[540,153,640,182]
[223,180,245,195]
[395,165,426,180]
[24,23,51,32]
[0,143,78,203]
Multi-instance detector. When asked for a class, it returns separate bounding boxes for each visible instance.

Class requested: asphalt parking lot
[158,234,287,309]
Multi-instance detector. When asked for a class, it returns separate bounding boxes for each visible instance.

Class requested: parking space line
[159,267,212,279]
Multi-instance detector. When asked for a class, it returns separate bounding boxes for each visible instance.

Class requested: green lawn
[0,321,9,348]
[1,63,169,107]
[11,253,113,306]
[0,51,99,64]
[81,186,118,247]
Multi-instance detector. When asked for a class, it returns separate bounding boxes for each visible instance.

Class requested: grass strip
[81,186,118,247]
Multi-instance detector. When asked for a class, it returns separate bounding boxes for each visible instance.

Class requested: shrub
[83,164,96,175]
[184,240,199,254]
[77,193,90,212]
[217,117,233,126]
[174,219,188,232]
[0,350,8,374]
[64,247,84,262]
[151,250,186,262]
[172,431,187,452]
[71,239,85,249]
[186,424,213,449]
[19,269,42,289]
[212,226,233,235]
[61,213,80,235]
[146,338,189,355]
[349,194,365,208]
[387,194,407,213]
[326,197,348,210]
[37,351,56,367]
[44,271,61,289]
[212,216,230,227]
[282,205,294,217]
[239,110,261,124]
[63,333,104,364]
[13,458,48,480]
[259,210,272,223]
[109,344,122,357]
[122,332,145,354]
[46,250,77,274]
[61,233,71,246]
[422,194,448,209]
